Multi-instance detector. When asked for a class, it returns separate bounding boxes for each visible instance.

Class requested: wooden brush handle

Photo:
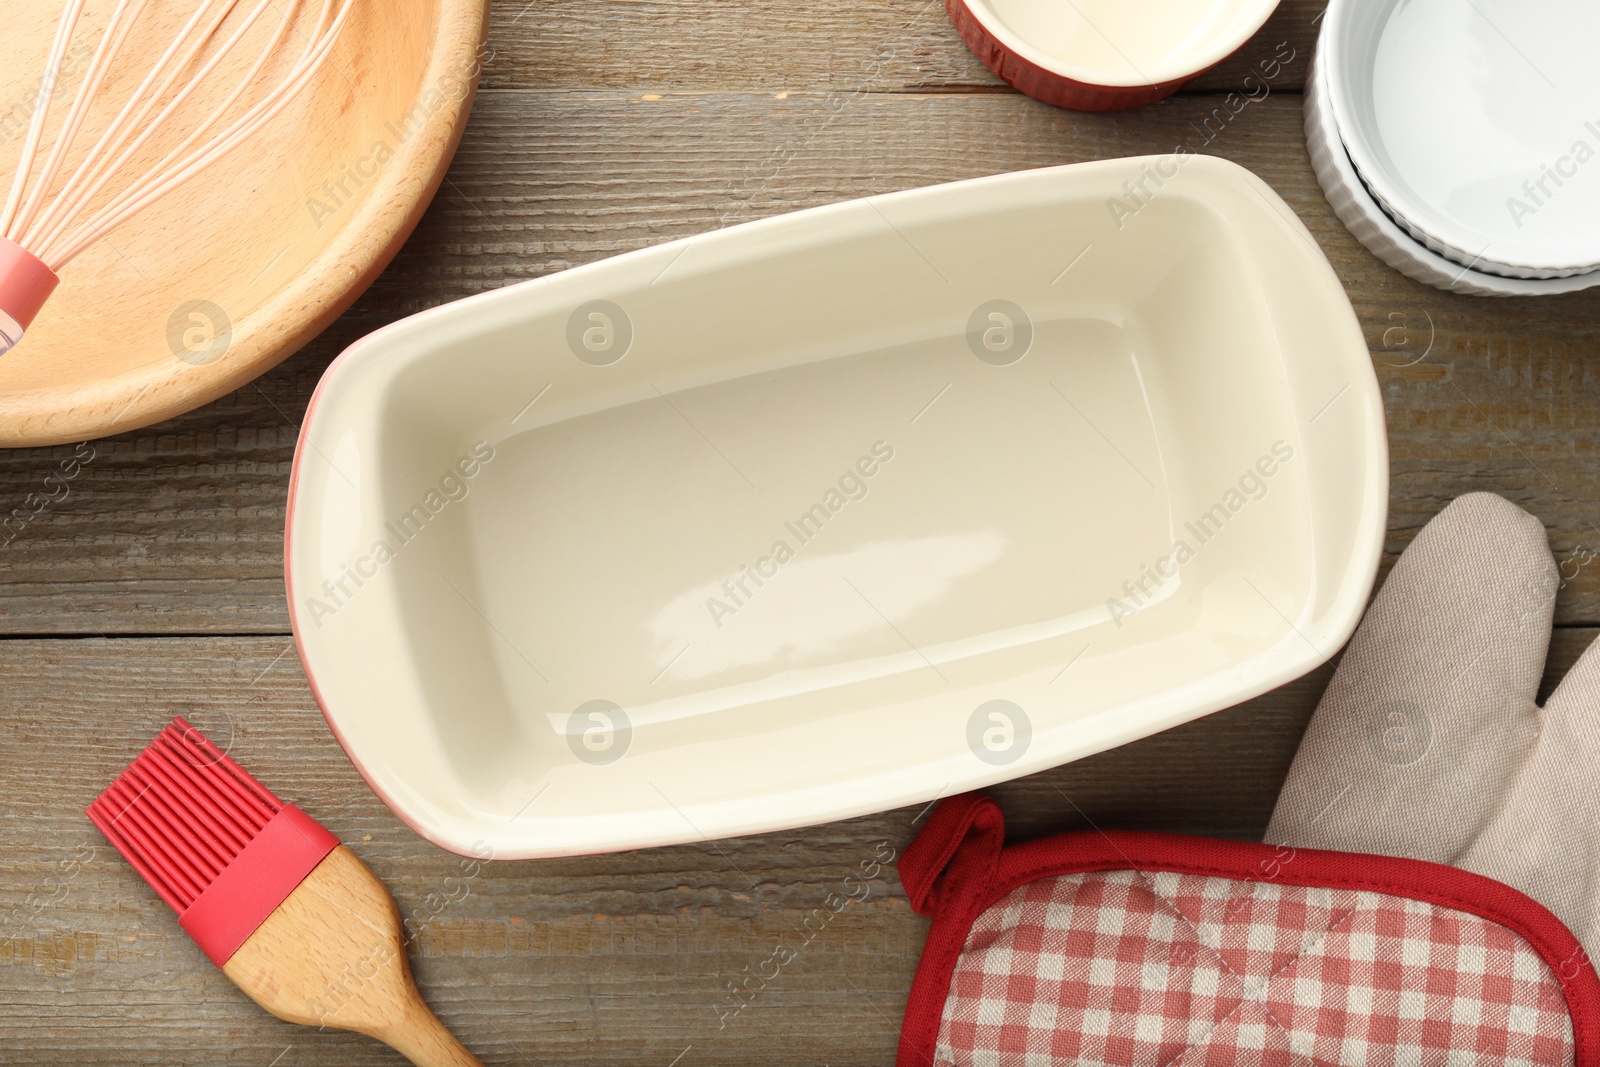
[221,846,484,1067]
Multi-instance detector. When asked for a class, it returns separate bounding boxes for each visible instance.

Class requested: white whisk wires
[1,0,355,273]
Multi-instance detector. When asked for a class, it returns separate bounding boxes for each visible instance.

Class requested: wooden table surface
[4,2,1600,1063]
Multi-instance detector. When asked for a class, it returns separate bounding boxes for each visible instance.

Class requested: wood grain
[2,89,1599,634]
[3,631,1599,1063]
[0,634,1321,1066]
[479,0,1325,94]
[5,2,1600,1061]
[225,846,482,1067]
[0,0,490,447]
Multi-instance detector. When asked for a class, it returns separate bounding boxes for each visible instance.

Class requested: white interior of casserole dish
[1304,50,1600,296]
[964,0,1280,87]
[1325,0,1600,275]
[287,157,1386,858]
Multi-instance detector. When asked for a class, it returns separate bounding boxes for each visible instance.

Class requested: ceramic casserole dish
[287,156,1387,859]
[948,0,1282,110]
[1321,0,1600,279]
[1304,49,1600,297]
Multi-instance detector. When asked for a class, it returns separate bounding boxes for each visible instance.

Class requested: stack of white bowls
[1310,0,1600,296]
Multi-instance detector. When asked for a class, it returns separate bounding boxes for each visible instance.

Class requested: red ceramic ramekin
[947,0,1282,112]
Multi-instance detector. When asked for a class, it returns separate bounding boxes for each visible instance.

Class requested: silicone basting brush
[87,717,482,1067]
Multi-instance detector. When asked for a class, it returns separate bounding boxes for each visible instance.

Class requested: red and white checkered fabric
[935,868,1575,1067]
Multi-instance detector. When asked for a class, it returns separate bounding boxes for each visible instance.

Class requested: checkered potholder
[897,795,1600,1067]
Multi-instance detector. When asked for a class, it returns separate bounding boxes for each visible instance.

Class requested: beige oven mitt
[1267,491,1600,960]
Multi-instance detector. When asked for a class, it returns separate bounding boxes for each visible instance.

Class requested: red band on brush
[179,805,339,967]
[0,237,60,333]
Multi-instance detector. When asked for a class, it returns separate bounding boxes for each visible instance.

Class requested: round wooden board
[0,0,489,447]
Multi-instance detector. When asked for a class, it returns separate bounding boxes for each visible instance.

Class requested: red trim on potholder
[897,794,1600,1067]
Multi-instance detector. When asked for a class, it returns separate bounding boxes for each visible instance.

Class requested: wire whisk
[0,0,354,355]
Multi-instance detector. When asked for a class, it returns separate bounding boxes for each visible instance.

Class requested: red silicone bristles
[87,717,283,912]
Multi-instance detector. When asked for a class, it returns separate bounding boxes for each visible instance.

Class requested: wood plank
[3,89,1599,634]
[0,634,1313,1065]
[481,0,1325,94]
[3,630,1597,1063]
[7,6,1600,1059]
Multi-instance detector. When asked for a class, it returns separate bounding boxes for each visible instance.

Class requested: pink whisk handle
[0,238,59,356]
